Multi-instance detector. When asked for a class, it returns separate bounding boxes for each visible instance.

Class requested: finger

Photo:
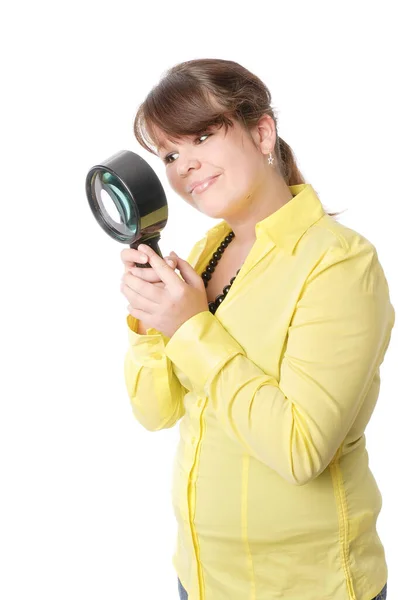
[129,266,162,283]
[127,305,151,323]
[124,256,149,276]
[121,248,149,269]
[122,285,159,313]
[165,257,177,268]
[129,258,176,280]
[126,278,166,290]
[171,255,202,288]
[123,272,164,306]
[138,244,181,288]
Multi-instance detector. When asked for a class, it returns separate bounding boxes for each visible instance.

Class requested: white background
[1,1,397,598]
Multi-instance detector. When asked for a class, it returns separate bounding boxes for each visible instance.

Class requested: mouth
[190,175,220,195]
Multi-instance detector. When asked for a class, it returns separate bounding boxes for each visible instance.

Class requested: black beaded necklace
[201,230,242,315]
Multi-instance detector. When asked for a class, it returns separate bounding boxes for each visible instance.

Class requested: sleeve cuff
[126,314,169,366]
[164,311,244,391]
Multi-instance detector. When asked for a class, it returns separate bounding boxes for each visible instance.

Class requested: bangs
[133,74,236,156]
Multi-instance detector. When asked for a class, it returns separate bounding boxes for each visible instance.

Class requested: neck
[224,174,294,247]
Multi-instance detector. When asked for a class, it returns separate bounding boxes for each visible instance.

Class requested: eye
[195,133,211,145]
[163,133,212,165]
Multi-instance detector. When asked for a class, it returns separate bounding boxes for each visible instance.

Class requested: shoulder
[300,213,380,263]
[300,215,392,297]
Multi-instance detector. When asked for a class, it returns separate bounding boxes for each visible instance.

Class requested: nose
[177,157,201,178]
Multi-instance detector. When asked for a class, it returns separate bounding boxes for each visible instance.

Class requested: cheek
[167,171,194,203]
[166,170,176,188]
[224,152,256,191]
[167,170,182,194]
[231,148,259,188]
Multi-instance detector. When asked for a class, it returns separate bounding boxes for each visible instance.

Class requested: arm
[164,243,395,485]
[123,235,210,430]
[124,314,187,432]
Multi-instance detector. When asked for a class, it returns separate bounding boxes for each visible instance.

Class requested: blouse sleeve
[124,315,187,431]
[164,243,395,485]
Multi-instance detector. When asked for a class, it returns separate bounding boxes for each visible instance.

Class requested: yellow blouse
[124,183,395,600]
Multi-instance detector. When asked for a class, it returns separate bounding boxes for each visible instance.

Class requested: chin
[194,195,230,217]
[197,205,227,219]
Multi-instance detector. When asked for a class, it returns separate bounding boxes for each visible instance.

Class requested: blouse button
[197,399,203,407]
[191,436,196,445]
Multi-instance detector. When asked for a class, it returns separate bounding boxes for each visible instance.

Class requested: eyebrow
[157,134,191,153]
[156,141,172,157]
[157,124,216,153]
[157,139,178,152]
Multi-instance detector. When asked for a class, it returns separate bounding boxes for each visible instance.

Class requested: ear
[253,113,276,156]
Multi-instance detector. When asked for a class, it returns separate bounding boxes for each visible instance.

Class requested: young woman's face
[156,120,268,220]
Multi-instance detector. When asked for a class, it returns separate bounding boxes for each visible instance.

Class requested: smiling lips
[189,175,220,194]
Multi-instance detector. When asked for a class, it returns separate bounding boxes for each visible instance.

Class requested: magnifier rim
[86,164,140,244]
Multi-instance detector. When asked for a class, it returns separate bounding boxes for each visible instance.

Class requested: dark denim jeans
[177,579,387,599]
[177,577,188,600]
[374,582,388,600]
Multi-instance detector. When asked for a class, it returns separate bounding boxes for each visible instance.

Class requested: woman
[121,58,393,600]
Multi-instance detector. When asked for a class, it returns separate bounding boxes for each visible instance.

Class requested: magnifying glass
[85,150,168,268]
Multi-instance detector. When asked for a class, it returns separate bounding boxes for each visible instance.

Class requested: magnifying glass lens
[92,171,138,237]
[99,172,135,227]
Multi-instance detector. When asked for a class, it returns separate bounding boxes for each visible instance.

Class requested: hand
[120,247,177,287]
[122,244,209,338]
[121,248,178,335]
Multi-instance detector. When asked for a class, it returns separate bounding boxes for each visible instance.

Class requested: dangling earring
[268,150,274,166]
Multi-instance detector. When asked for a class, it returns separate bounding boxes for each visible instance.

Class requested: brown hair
[133,58,341,217]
